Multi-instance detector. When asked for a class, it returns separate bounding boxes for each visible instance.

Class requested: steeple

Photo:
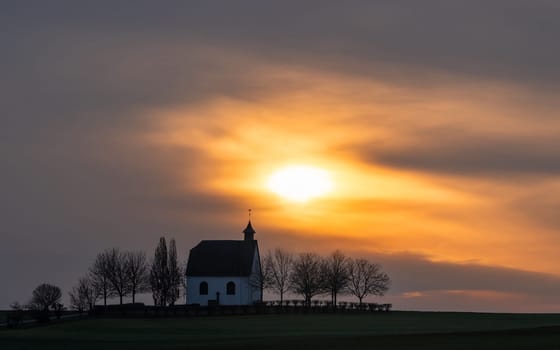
[243,221,256,241]
[243,209,256,241]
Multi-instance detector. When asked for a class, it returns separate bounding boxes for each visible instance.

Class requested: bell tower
[243,209,256,241]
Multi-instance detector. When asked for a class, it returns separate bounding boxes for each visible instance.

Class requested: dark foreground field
[3,312,560,349]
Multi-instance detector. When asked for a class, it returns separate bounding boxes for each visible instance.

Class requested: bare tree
[347,258,390,305]
[28,283,62,321]
[265,249,293,304]
[250,253,272,302]
[150,237,169,306]
[90,250,114,306]
[322,250,350,306]
[125,251,150,304]
[107,248,130,305]
[290,252,323,307]
[69,276,100,312]
[68,287,87,313]
[167,238,182,306]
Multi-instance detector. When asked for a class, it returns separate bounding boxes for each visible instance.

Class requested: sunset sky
[3,1,560,312]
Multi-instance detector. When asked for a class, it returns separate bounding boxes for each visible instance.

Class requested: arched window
[226,281,236,295]
[199,281,208,295]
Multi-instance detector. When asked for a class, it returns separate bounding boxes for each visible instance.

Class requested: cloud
[508,187,560,231]
[377,252,560,297]
[3,1,560,90]
[366,131,560,176]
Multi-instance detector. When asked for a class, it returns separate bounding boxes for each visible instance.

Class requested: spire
[243,209,256,241]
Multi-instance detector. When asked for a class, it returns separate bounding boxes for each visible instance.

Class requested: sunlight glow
[267,166,333,202]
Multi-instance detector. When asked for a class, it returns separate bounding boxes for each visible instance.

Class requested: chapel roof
[185,240,258,277]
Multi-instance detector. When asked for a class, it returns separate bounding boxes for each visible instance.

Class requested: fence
[91,300,392,318]
[2,301,393,327]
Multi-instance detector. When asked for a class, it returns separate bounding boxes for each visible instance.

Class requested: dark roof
[186,240,258,277]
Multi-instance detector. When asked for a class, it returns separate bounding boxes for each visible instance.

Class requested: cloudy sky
[2,1,560,312]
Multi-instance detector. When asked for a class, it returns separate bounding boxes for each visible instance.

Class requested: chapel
[185,221,262,306]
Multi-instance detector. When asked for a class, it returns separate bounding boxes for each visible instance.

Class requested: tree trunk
[119,294,123,305]
[104,290,107,306]
[132,286,136,303]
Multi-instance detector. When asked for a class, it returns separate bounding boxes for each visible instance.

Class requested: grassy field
[2,312,560,349]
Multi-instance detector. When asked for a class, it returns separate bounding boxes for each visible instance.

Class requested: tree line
[69,237,182,312]
[15,240,390,317]
[257,249,390,307]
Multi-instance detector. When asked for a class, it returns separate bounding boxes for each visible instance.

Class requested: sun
[267,165,334,202]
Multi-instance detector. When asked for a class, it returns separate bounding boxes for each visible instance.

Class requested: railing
[89,301,392,318]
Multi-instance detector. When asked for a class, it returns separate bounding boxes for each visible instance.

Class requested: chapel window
[226,281,236,295]
[199,281,208,295]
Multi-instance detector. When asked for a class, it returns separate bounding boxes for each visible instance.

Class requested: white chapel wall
[186,276,253,306]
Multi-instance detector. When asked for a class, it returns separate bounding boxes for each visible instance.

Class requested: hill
[2,311,560,349]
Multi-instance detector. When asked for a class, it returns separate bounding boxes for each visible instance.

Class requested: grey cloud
[3,1,560,88]
[509,191,560,231]
[377,252,560,297]
[363,130,560,176]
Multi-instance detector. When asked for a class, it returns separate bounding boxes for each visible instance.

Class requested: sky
[2,1,560,312]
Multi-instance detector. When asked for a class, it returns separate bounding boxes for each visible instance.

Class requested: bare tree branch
[168,238,183,306]
[28,283,62,314]
[265,249,293,304]
[322,250,350,306]
[290,252,323,306]
[150,237,169,306]
[347,258,390,305]
[106,248,130,305]
[90,250,114,306]
[125,251,150,304]
[69,276,100,312]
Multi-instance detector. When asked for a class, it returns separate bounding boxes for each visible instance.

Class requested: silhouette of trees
[29,283,62,312]
[107,248,130,305]
[125,251,150,304]
[90,250,114,306]
[167,239,183,306]
[88,249,151,306]
[290,252,323,306]
[27,283,62,321]
[150,237,182,306]
[347,258,390,305]
[265,251,390,307]
[150,237,169,306]
[321,250,350,306]
[250,252,273,302]
[265,249,293,304]
[69,276,100,312]
[81,238,181,307]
